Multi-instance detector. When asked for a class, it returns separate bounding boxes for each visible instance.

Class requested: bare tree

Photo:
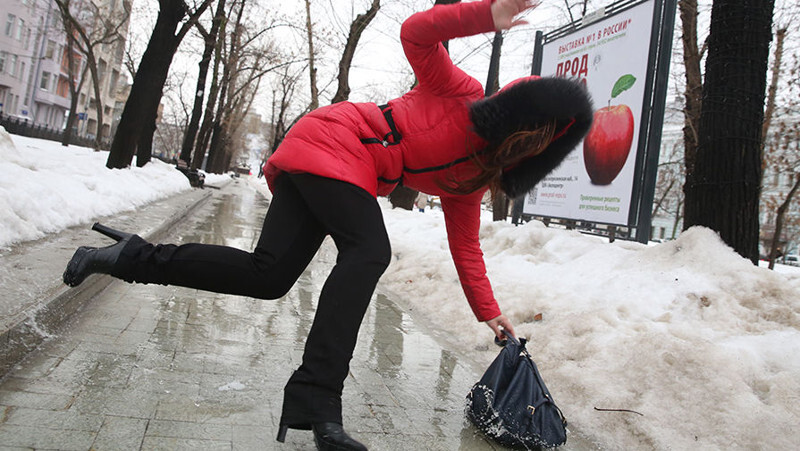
[330,0,381,104]
[178,0,227,166]
[60,20,89,147]
[54,0,130,150]
[652,138,685,240]
[106,0,213,169]
[203,0,282,173]
[763,8,800,267]
[677,0,704,191]
[267,65,304,158]
[305,0,320,110]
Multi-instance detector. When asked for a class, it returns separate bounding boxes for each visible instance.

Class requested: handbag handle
[494,328,522,347]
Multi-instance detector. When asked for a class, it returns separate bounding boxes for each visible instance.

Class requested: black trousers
[116,173,392,426]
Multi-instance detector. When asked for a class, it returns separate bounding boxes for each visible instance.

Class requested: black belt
[360,104,402,148]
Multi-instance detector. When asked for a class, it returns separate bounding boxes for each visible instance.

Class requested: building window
[98,59,107,84]
[0,51,6,73]
[19,61,25,80]
[10,55,17,78]
[5,14,15,37]
[46,40,56,60]
[40,71,51,90]
[109,70,119,95]
[16,19,24,40]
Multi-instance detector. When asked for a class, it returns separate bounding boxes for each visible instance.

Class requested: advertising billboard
[523,0,675,238]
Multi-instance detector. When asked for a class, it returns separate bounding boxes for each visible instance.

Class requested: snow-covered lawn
[0,128,229,248]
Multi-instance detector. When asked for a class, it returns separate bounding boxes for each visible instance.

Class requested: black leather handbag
[466,332,567,449]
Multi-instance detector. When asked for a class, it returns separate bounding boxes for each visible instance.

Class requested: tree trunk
[761,27,785,155]
[107,1,184,168]
[62,30,83,147]
[330,0,380,104]
[683,0,774,264]
[485,31,503,97]
[678,0,703,227]
[763,26,790,268]
[206,4,243,175]
[138,119,156,167]
[305,0,319,110]
[107,0,211,169]
[180,0,227,165]
[179,32,215,164]
[85,48,104,151]
[53,0,108,151]
[388,185,417,210]
[492,190,509,222]
[486,31,507,221]
[192,12,226,171]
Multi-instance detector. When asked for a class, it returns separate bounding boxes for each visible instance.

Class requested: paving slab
[0,183,216,376]
[0,178,597,450]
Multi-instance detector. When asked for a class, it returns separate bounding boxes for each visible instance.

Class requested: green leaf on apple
[611,74,636,98]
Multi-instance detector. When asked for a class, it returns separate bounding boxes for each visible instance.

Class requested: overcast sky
[127,0,605,120]
[125,0,795,123]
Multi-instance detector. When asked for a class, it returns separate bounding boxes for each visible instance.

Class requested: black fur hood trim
[469,76,594,198]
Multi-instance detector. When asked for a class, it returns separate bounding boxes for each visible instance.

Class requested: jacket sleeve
[440,191,502,322]
[400,0,496,96]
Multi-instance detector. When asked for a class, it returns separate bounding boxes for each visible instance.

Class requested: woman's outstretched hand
[491,0,541,31]
[485,314,516,341]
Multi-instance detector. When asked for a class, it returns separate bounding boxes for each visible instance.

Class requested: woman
[63,0,593,449]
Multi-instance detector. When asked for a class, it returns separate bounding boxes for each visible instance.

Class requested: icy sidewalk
[0,179,596,449]
[0,184,214,376]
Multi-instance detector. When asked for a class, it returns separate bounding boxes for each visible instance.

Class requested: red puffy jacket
[264,0,504,321]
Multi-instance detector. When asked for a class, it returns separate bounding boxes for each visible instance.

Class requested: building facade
[1,0,69,128]
[0,0,130,140]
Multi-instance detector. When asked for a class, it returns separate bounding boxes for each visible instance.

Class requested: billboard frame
[527,0,677,243]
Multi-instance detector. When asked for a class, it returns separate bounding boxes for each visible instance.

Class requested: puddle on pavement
[0,181,539,449]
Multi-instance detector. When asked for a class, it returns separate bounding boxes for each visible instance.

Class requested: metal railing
[0,113,107,149]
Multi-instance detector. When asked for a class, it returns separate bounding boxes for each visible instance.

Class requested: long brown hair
[439,119,558,195]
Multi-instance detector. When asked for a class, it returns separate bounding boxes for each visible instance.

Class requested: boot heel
[276,424,288,442]
[92,222,132,242]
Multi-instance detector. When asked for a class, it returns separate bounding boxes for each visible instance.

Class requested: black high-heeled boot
[276,422,367,450]
[62,223,135,287]
[312,423,368,451]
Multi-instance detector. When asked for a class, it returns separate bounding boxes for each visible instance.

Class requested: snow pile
[379,203,800,449]
[0,128,227,248]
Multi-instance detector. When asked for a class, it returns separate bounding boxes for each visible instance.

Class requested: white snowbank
[0,127,228,248]
[378,202,800,450]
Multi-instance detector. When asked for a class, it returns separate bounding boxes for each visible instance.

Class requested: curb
[0,187,216,377]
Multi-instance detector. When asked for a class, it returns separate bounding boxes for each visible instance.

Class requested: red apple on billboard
[583,75,636,185]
